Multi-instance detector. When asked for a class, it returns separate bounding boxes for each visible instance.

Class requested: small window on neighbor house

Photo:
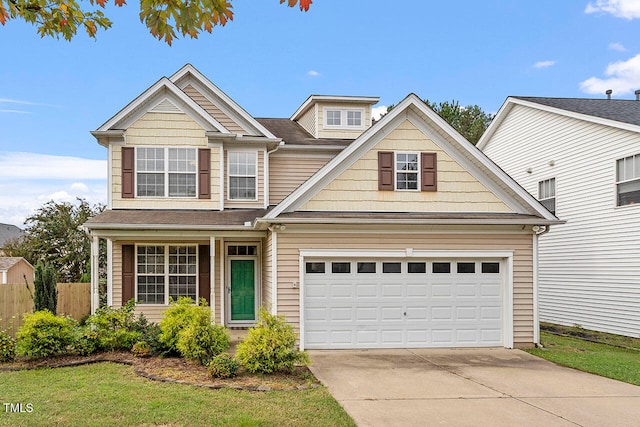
[538,178,556,214]
[332,262,351,274]
[408,262,427,274]
[382,262,402,273]
[432,262,451,273]
[457,262,476,274]
[306,262,325,274]
[357,262,376,273]
[481,262,500,274]
[616,154,640,206]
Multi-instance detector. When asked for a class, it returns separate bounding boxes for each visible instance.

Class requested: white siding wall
[483,104,640,337]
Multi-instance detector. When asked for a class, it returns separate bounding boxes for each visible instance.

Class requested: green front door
[230,259,255,321]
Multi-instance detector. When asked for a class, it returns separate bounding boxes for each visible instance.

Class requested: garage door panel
[304,258,504,349]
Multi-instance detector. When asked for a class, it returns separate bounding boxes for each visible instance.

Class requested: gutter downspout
[533,225,551,346]
[265,141,284,209]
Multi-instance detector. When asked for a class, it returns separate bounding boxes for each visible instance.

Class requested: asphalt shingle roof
[514,97,640,127]
[256,118,354,147]
[0,257,24,270]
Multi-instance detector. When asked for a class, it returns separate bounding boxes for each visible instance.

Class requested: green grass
[0,362,355,427]
[527,330,640,386]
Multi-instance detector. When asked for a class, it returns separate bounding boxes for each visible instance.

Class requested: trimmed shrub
[133,315,168,357]
[71,326,98,356]
[131,341,151,358]
[159,297,230,364]
[85,300,141,351]
[33,262,57,313]
[208,353,238,379]
[236,308,309,374]
[0,329,16,362]
[16,310,76,358]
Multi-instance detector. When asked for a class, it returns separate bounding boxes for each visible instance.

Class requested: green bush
[85,300,141,351]
[208,353,239,379]
[132,315,169,357]
[235,308,309,374]
[0,329,16,362]
[33,262,57,314]
[131,341,151,358]
[159,297,230,364]
[71,326,98,356]
[16,310,76,358]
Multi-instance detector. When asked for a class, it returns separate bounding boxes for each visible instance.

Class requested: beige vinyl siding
[182,84,247,134]
[268,153,334,204]
[301,120,511,212]
[4,260,34,284]
[483,104,640,337]
[317,102,372,139]
[112,112,220,210]
[275,230,534,348]
[297,105,318,137]
[112,241,222,324]
[262,235,273,311]
[224,150,265,208]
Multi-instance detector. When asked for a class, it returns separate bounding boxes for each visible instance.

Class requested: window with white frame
[396,153,419,190]
[228,152,257,200]
[136,147,196,197]
[137,245,197,304]
[538,178,556,214]
[616,154,640,206]
[324,108,364,129]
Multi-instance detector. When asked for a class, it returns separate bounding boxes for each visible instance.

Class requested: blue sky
[1,0,640,226]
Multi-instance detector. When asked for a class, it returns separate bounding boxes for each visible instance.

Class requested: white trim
[394,151,420,191]
[91,236,99,314]
[226,150,259,202]
[107,146,113,208]
[298,248,515,350]
[107,239,113,307]
[219,237,225,325]
[134,146,198,199]
[533,233,539,345]
[323,107,365,130]
[263,147,269,208]
[1,270,6,285]
[271,231,278,315]
[219,145,225,210]
[210,236,216,323]
[225,242,261,325]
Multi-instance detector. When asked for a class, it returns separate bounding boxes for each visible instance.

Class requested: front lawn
[527,328,640,386]
[0,362,355,427]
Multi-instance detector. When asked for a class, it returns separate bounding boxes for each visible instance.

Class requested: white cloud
[0,152,106,180]
[371,106,388,121]
[0,98,38,105]
[534,60,556,68]
[0,152,107,227]
[307,70,321,77]
[585,0,640,19]
[0,109,30,114]
[609,42,627,51]
[580,53,640,95]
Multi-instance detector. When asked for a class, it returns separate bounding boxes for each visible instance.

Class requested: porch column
[90,235,100,314]
[107,239,113,307]
[210,236,216,323]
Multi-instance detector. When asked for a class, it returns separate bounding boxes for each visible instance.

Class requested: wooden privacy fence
[0,283,91,337]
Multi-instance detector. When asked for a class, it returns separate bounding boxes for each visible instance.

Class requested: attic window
[324,108,364,129]
[378,151,437,192]
[538,178,556,214]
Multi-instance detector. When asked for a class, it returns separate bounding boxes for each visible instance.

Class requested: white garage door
[303,258,504,349]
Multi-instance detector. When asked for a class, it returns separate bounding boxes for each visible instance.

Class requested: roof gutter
[256,217,564,227]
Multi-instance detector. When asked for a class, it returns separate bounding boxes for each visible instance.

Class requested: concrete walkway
[308,348,640,427]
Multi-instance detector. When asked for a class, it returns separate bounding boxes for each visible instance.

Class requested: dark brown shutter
[378,151,394,190]
[198,245,211,304]
[198,148,211,199]
[122,245,135,306]
[421,152,437,192]
[122,147,135,198]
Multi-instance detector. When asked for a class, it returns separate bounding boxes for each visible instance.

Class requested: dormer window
[324,108,364,129]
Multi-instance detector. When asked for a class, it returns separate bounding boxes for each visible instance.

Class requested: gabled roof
[256,118,353,148]
[291,95,380,121]
[478,96,640,149]
[263,93,559,223]
[0,257,30,271]
[0,224,23,248]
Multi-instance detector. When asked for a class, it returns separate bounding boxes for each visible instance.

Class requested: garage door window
[408,262,426,273]
[382,262,401,273]
[457,262,475,273]
[331,262,351,273]
[432,262,451,273]
[357,262,376,273]
[481,262,500,273]
[306,262,325,274]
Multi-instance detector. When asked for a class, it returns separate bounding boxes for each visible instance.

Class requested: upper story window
[136,147,196,198]
[228,151,257,200]
[616,154,640,206]
[538,178,556,214]
[378,151,437,192]
[324,108,364,129]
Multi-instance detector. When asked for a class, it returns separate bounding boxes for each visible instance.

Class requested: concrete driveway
[308,348,640,427]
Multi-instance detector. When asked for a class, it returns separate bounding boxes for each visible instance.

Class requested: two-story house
[85,64,559,350]
[479,96,640,338]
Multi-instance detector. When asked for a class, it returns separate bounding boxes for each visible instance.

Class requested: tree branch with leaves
[0,0,311,44]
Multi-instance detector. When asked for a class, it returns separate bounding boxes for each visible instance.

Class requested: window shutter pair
[121,244,211,307]
[378,151,437,191]
[120,148,211,199]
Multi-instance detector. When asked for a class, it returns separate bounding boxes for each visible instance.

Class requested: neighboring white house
[478,95,640,338]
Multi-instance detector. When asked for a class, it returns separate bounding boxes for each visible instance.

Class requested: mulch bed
[0,352,320,391]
